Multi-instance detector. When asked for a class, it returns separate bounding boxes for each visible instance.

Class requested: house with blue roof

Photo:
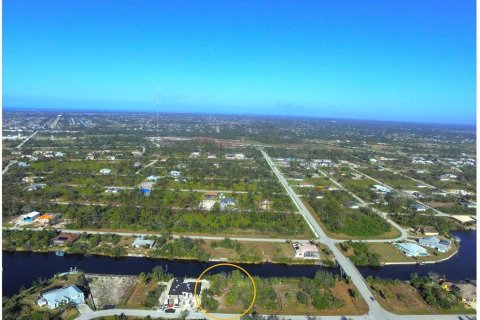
[132,237,156,249]
[418,236,451,253]
[220,197,236,211]
[395,242,428,257]
[37,285,85,309]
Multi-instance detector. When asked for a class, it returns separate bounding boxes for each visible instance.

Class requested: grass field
[370,281,475,315]
[302,200,402,240]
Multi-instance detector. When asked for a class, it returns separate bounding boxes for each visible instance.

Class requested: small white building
[99,168,111,175]
[147,175,161,182]
[234,153,246,160]
[132,237,155,249]
[292,242,320,259]
[410,203,428,212]
[170,170,181,178]
[371,184,391,193]
[438,174,457,181]
[199,199,218,211]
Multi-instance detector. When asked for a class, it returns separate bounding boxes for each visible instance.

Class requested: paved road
[50,114,62,128]
[383,166,476,204]
[317,168,367,206]
[76,304,475,320]
[5,226,308,243]
[315,168,408,243]
[15,131,38,149]
[2,161,17,175]
[135,158,158,174]
[259,149,390,320]
[351,167,452,218]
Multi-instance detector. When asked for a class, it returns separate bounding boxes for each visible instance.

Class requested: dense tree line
[340,241,381,266]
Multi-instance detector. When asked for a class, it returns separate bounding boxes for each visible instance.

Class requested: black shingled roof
[168,278,201,295]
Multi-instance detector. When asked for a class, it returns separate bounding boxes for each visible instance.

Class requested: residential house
[17,161,29,167]
[297,182,314,188]
[22,176,35,183]
[345,201,361,209]
[204,191,218,199]
[139,187,151,196]
[258,199,271,210]
[37,285,85,309]
[459,200,477,209]
[23,211,41,223]
[199,199,218,211]
[147,175,161,182]
[292,242,320,259]
[220,197,236,211]
[308,191,325,199]
[131,150,142,157]
[133,162,142,168]
[52,233,80,246]
[170,170,181,178]
[132,237,155,249]
[105,187,122,194]
[166,278,202,307]
[138,182,154,196]
[54,152,64,157]
[418,236,451,253]
[99,168,111,175]
[371,184,391,194]
[292,174,304,181]
[451,282,476,305]
[417,226,439,236]
[26,183,47,191]
[37,214,55,225]
[190,152,201,158]
[417,184,430,189]
[439,174,457,181]
[395,242,428,257]
[447,189,471,196]
[410,203,428,212]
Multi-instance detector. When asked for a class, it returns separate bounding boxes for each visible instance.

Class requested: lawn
[369,281,475,315]
[368,241,460,264]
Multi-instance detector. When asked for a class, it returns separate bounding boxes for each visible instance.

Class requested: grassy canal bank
[2,228,335,266]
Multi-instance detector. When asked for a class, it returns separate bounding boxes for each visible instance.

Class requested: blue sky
[3,0,476,124]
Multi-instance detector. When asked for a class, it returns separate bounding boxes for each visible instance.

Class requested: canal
[3,231,475,296]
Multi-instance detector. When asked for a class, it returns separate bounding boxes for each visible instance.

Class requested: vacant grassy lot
[369,281,474,315]
[123,280,158,309]
[201,239,332,265]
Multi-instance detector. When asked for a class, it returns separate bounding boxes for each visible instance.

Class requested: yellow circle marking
[194,263,257,320]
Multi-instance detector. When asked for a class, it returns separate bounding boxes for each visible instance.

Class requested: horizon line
[3,105,476,128]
